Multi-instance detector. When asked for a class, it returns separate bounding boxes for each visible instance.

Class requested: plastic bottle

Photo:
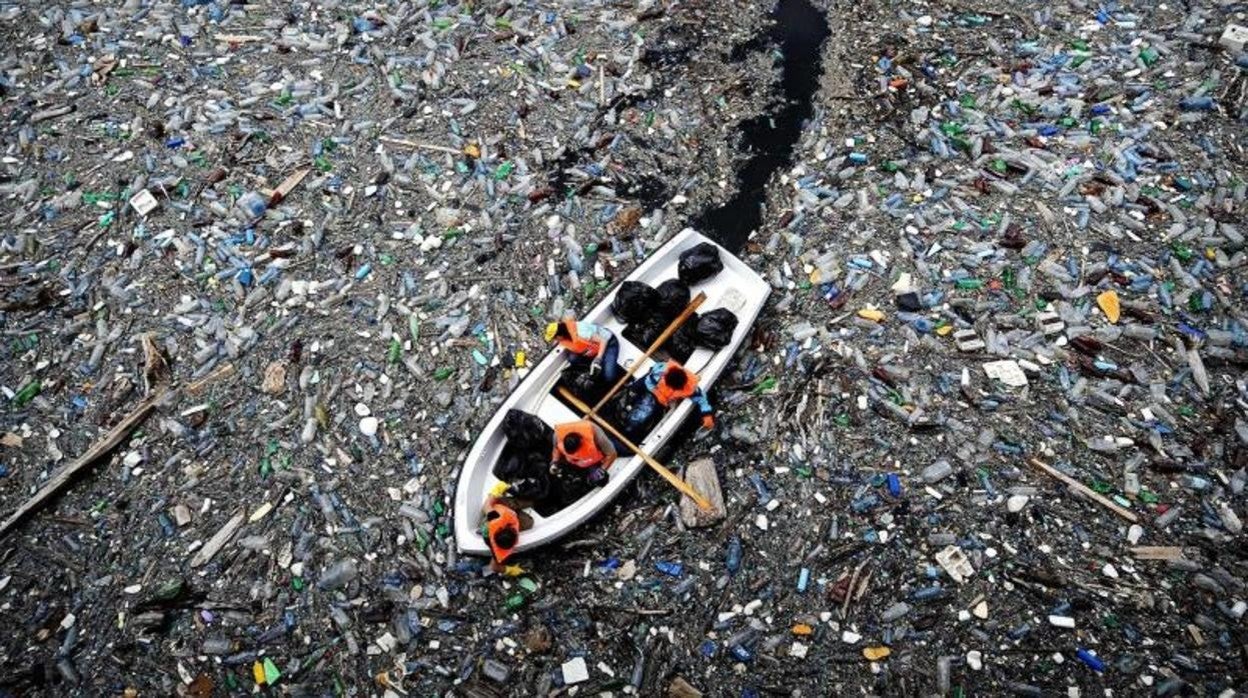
[1179,96,1215,111]
[1075,648,1105,672]
[318,559,359,590]
[236,191,268,218]
[725,536,742,576]
[655,561,682,577]
[922,460,954,483]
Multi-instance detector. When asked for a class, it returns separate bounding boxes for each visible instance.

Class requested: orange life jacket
[557,319,599,357]
[553,421,605,469]
[652,362,699,407]
[486,503,520,564]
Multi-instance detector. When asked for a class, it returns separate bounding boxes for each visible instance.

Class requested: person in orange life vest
[550,419,617,486]
[623,360,714,436]
[481,494,532,576]
[544,314,621,382]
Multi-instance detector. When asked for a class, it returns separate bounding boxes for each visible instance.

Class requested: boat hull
[453,228,770,555]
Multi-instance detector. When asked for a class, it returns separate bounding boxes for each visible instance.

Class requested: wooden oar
[558,387,712,511]
[591,291,706,414]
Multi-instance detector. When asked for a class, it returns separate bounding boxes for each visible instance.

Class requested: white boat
[452,228,770,556]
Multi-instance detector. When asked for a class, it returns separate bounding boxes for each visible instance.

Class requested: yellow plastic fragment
[863,646,892,661]
[252,661,266,685]
[1097,290,1121,324]
[463,143,480,158]
[792,623,813,636]
[515,350,526,368]
[936,325,953,336]
[857,308,885,322]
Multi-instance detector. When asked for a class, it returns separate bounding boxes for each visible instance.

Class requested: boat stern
[455,516,491,557]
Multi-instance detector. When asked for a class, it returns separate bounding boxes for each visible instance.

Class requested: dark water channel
[697,0,830,253]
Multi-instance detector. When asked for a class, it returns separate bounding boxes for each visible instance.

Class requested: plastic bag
[494,448,548,485]
[509,473,554,505]
[569,369,602,397]
[654,278,691,323]
[617,383,664,442]
[498,409,557,506]
[542,468,595,513]
[677,242,723,284]
[624,316,697,362]
[622,317,664,351]
[561,362,610,404]
[664,323,698,363]
[501,408,553,456]
[695,308,738,349]
[611,281,660,324]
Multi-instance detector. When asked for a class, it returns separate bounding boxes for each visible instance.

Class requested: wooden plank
[1027,457,1139,523]
[378,136,461,154]
[269,168,310,205]
[1131,546,1185,561]
[678,458,726,527]
[190,511,245,568]
[0,362,235,540]
[186,364,235,395]
[0,390,168,540]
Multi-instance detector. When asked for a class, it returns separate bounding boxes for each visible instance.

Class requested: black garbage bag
[536,468,595,515]
[622,317,664,351]
[664,323,698,363]
[624,316,697,363]
[493,449,526,482]
[654,278,690,323]
[695,308,738,349]
[895,291,922,312]
[677,242,723,284]
[611,281,660,324]
[494,447,548,486]
[598,385,633,430]
[501,408,552,456]
[509,469,556,505]
[560,362,610,404]
[569,367,602,397]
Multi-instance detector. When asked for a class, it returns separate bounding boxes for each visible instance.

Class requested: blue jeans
[568,335,620,382]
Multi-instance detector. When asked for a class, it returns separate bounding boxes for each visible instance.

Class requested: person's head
[663,369,688,389]
[492,526,518,551]
[563,432,584,453]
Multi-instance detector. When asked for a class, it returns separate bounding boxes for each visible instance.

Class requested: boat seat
[683,347,714,374]
[534,393,581,429]
[610,341,655,392]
